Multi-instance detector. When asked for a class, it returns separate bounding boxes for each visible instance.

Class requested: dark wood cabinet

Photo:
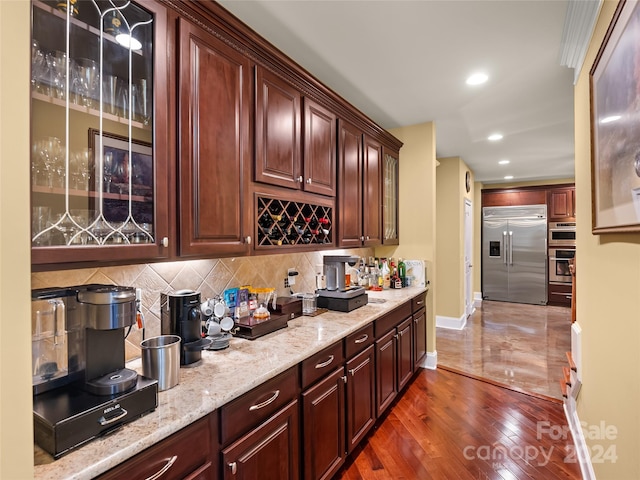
[177,17,252,256]
[301,367,346,480]
[482,189,546,207]
[97,415,217,480]
[413,306,427,369]
[396,318,413,392]
[363,135,382,246]
[548,283,572,307]
[222,400,300,480]
[303,98,336,197]
[337,119,364,248]
[345,344,376,454]
[255,66,302,190]
[548,187,575,221]
[375,328,398,416]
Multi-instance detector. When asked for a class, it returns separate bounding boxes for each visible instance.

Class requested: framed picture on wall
[590,0,640,233]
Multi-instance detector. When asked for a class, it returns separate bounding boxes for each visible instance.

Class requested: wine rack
[256,196,333,247]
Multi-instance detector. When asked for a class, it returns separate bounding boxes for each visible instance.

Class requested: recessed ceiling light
[498,159,510,165]
[466,72,488,86]
[504,175,514,180]
[600,115,621,124]
[488,133,503,141]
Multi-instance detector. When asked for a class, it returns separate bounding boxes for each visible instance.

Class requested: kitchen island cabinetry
[177,17,252,257]
[97,414,217,480]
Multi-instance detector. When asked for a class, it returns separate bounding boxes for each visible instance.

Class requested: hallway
[436,301,572,400]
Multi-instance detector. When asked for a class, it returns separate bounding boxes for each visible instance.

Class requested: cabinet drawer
[97,415,216,480]
[220,366,298,446]
[411,292,426,313]
[374,301,411,337]
[345,323,374,359]
[301,341,344,390]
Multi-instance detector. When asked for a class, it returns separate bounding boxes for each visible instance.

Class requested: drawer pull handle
[228,461,237,475]
[354,334,369,344]
[415,300,424,306]
[98,408,128,426]
[249,390,280,411]
[315,355,335,369]
[145,455,177,480]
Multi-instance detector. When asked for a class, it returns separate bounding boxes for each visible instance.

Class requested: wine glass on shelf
[103,151,114,193]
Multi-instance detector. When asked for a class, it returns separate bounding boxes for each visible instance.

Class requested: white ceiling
[218,0,580,184]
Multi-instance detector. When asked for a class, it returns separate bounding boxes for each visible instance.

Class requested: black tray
[233,314,289,340]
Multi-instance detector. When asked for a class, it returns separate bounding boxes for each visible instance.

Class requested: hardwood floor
[336,368,581,480]
[436,301,572,400]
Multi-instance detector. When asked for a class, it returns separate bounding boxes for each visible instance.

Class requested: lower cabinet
[345,344,376,453]
[375,328,398,416]
[301,367,346,480]
[97,415,218,480]
[397,318,413,392]
[221,400,300,480]
[413,306,427,369]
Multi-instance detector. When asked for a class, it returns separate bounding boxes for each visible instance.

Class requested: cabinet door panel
[413,307,427,369]
[222,400,300,480]
[397,318,413,391]
[363,135,382,246]
[178,19,251,256]
[303,98,336,197]
[375,329,397,417]
[302,368,345,480]
[337,120,363,247]
[255,67,301,189]
[346,345,375,454]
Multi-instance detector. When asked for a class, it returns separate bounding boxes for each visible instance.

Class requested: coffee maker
[31,284,158,459]
[161,290,211,366]
[317,255,368,312]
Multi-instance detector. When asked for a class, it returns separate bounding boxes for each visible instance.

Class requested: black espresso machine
[31,284,157,459]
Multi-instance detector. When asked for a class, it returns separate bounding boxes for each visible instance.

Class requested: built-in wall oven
[549,247,576,284]
[549,221,576,246]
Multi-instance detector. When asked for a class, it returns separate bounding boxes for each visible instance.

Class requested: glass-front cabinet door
[30,0,169,266]
[382,147,399,245]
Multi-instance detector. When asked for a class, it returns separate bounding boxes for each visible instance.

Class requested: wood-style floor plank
[335,368,581,480]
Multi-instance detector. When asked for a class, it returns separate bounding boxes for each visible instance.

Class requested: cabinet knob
[306,178,312,184]
[228,462,237,475]
[244,236,252,244]
[297,175,304,183]
[342,375,348,384]
[161,237,169,248]
[360,236,365,242]
[366,236,370,241]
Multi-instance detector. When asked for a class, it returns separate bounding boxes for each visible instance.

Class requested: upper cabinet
[177,17,252,257]
[548,187,576,221]
[255,66,336,197]
[337,121,381,247]
[30,0,170,267]
[382,147,399,245]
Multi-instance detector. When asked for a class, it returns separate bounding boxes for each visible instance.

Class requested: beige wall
[575,1,640,478]
[435,157,464,318]
[0,1,35,478]
[376,122,437,352]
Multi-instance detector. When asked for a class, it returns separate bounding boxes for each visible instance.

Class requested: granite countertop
[33,286,427,480]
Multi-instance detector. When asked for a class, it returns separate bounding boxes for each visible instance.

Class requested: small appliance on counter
[317,255,368,312]
[161,290,212,366]
[31,284,158,459]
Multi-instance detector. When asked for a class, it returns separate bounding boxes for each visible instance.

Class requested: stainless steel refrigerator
[482,205,547,305]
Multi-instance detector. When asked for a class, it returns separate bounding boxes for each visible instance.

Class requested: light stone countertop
[33,286,427,480]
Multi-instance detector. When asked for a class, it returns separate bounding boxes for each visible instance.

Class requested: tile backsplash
[31,248,373,360]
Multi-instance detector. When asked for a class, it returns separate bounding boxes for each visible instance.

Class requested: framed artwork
[590,0,640,233]
[88,128,152,197]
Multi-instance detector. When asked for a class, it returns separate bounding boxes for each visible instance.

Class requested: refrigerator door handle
[503,231,508,265]
[509,231,513,265]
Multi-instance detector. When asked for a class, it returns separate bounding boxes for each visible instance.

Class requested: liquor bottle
[382,259,391,289]
[398,258,406,287]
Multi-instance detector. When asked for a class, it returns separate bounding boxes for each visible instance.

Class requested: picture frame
[88,128,153,197]
[590,0,640,233]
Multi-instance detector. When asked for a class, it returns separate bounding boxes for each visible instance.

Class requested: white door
[464,198,474,317]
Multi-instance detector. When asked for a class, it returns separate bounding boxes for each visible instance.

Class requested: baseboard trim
[422,351,437,370]
[436,314,467,330]
[473,292,483,307]
[564,402,596,480]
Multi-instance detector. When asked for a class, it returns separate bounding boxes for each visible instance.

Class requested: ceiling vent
[559,0,602,84]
